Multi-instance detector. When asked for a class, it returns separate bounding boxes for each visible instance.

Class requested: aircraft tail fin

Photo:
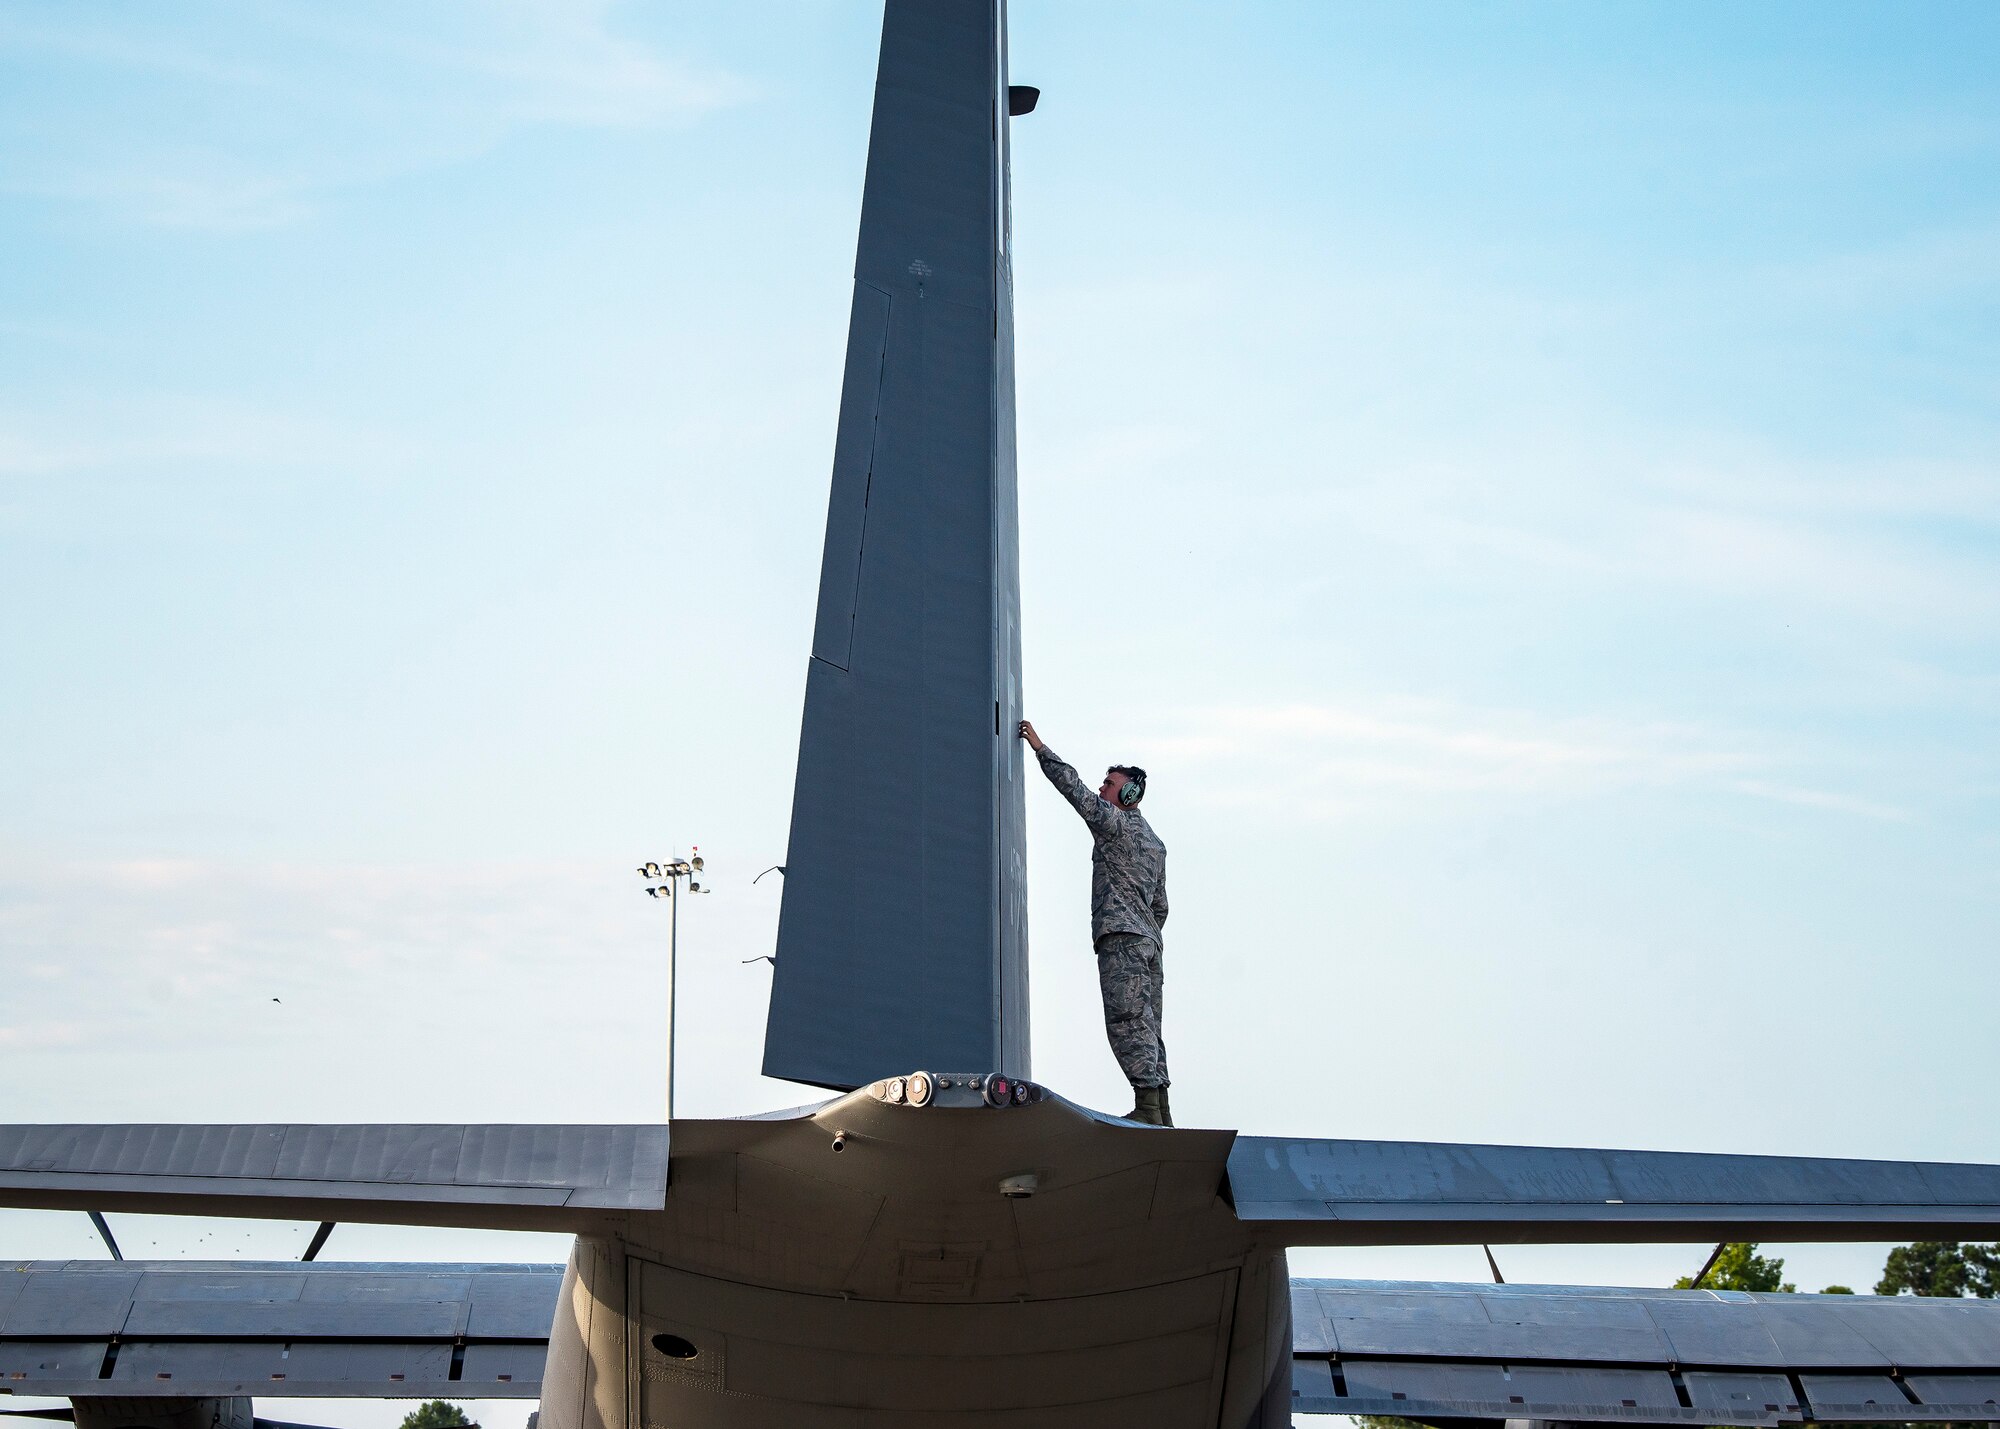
[762,0,1031,1091]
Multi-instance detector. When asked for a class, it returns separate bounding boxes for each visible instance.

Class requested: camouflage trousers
[1095,932,1169,1090]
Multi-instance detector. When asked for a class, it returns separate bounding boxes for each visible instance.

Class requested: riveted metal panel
[457,1342,548,1391]
[3,1266,140,1336]
[0,1339,110,1386]
[1647,1293,1791,1367]
[1233,1136,2000,1242]
[269,1126,461,1186]
[1299,1281,1672,1362]
[628,1254,1234,1424]
[1502,1362,1683,1411]
[463,1271,565,1339]
[1288,1278,2000,1399]
[1681,1369,1802,1420]
[1799,1373,1920,1419]
[1906,1373,2000,1409]
[1336,1357,1518,1414]
[1804,1295,2000,1368]
[764,0,1031,1093]
[0,1262,559,1400]
[1755,1298,1902,1367]
[1297,1357,1773,1424]
[0,1125,668,1229]
[1287,1355,1339,1410]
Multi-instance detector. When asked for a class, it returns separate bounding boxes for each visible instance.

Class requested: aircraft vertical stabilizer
[763,0,1030,1091]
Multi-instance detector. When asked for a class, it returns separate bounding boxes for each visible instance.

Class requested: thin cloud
[2,853,632,969]
[0,395,425,481]
[273,0,752,131]
[0,1023,88,1053]
[1728,779,1912,824]
[1315,440,2000,638]
[0,12,273,87]
[38,164,314,234]
[0,854,650,1059]
[1758,217,2000,312]
[1155,699,1907,821]
[0,2,749,231]
[1030,249,2000,640]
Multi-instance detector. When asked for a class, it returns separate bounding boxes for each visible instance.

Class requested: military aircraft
[8,4,2000,1428]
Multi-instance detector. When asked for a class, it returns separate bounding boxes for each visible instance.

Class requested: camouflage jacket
[1035,746,1168,946]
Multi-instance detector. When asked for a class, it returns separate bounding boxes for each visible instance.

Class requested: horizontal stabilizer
[0,1260,560,1398]
[0,1125,667,1232]
[1233,1135,2000,1243]
[1291,1277,2000,1424]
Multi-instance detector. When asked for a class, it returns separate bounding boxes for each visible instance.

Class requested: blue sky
[3,3,1999,1422]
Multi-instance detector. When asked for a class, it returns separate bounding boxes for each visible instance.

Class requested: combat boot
[1127,1087,1166,1126]
[1157,1087,1174,1128]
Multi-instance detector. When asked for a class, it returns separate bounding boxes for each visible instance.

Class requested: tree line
[1674,1239,2000,1297]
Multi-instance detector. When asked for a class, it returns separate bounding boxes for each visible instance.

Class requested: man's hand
[1018,719,1046,753]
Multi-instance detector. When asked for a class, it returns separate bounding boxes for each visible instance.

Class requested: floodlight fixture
[635,845,707,1119]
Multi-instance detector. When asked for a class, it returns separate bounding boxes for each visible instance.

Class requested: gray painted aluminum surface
[1290,1279,2000,1424]
[764,0,1031,1091]
[1291,1278,2000,1367]
[0,1261,559,1399]
[0,1126,667,1231]
[1234,1135,2000,1243]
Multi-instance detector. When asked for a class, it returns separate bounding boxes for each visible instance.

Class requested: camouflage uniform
[1035,746,1170,1089]
[1094,932,1168,1091]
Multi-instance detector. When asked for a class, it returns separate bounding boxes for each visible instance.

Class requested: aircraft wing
[1290,1277,2000,1424]
[0,1260,560,1398]
[1232,1135,2000,1243]
[0,1126,667,1232]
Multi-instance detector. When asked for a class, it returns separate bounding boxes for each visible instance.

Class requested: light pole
[637,849,706,1119]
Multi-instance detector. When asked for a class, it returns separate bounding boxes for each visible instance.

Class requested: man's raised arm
[1019,720,1120,834]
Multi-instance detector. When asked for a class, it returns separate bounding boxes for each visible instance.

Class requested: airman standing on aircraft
[1018,719,1172,1126]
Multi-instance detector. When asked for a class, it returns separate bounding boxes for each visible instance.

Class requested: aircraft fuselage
[539,1082,1294,1428]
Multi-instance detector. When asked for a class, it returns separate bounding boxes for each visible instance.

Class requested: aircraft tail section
[763,0,1030,1091]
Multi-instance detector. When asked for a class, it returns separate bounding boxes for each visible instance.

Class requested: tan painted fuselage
[538,1084,1292,1428]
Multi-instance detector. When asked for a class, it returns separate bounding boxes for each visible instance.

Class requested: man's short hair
[1107,765,1148,804]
